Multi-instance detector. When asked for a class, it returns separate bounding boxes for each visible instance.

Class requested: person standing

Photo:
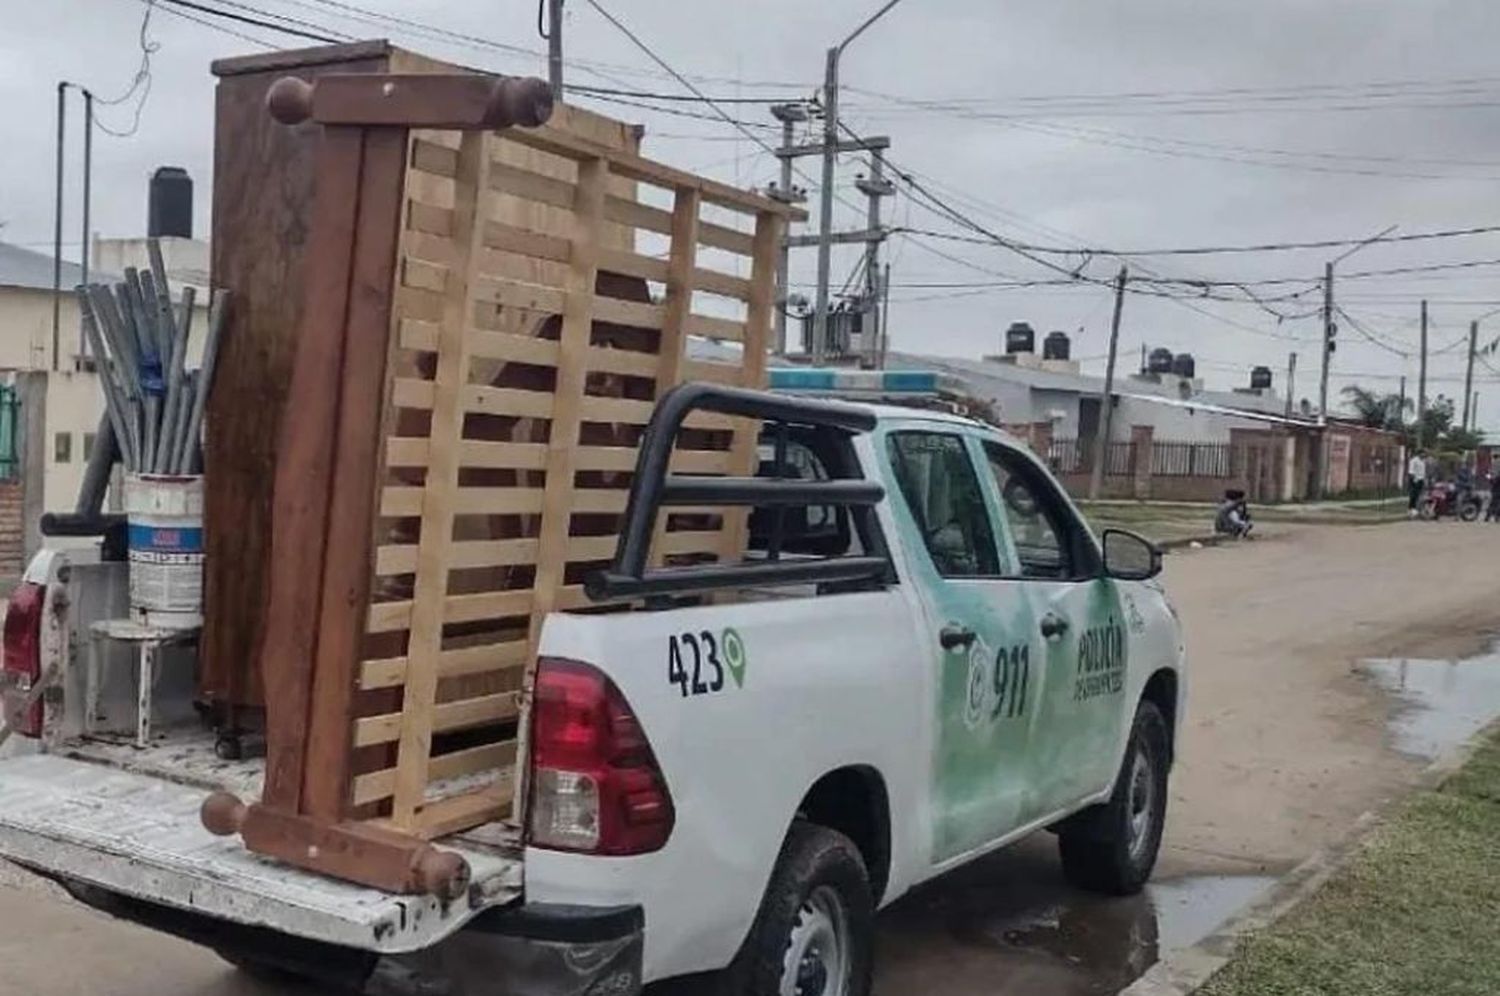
[1487,466,1500,522]
[1407,448,1428,517]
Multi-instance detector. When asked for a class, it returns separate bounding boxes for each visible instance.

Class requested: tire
[1418,498,1438,521]
[720,822,874,996]
[1057,700,1169,896]
[1460,500,1481,522]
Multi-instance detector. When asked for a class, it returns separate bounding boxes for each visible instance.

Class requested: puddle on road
[1358,642,1500,761]
[875,837,1274,996]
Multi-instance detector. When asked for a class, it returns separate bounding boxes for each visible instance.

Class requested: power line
[565,83,805,104]
[156,0,341,43]
[896,223,1500,258]
[145,0,278,48]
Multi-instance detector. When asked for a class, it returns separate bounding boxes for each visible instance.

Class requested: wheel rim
[1125,749,1156,862]
[780,885,850,996]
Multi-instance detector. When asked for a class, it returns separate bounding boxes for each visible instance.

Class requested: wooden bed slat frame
[207,70,796,895]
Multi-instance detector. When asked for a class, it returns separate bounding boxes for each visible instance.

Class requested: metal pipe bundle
[73,237,229,476]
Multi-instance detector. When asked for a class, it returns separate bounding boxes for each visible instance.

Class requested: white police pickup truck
[0,382,1183,996]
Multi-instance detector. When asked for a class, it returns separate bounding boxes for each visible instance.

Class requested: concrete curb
[1119,713,1500,996]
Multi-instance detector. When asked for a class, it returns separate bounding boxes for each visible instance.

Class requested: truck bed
[0,729,525,954]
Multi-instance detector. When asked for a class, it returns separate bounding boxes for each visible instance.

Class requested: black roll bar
[587,382,892,602]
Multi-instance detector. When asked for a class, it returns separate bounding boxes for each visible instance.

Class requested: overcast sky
[6,0,1500,431]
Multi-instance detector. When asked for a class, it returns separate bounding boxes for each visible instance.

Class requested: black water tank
[1043,331,1071,360]
[148,166,193,239]
[1250,365,1274,390]
[1147,347,1175,374]
[1005,321,1035,354]
[1172,353,1196,378]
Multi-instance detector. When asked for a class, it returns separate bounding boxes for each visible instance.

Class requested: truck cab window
[981,441,1081,580]
[748,436,853,557]
[887,431,999,578]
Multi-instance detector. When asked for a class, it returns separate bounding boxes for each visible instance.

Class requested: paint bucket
[124,474,205,630]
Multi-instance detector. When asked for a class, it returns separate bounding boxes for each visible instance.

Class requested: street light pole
[811,0,905,366]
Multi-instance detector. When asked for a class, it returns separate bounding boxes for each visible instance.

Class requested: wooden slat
[403,257,448,292]
[391,377,435,409]
[582,345,660,379]
[604,196,672,237]
[566,529,721,562]
[386,438,552,471]
[472,274,566,315]
[570,489,630,514]
[462,385,555,419]
[376,537,539,575]
[389,129,490,828]
[415,785,512,839]
[360,640,530,691]
[684,313,747,342]
[598,247,670,284]
[720,210,782,564]
[574,445,731,474]
[484,220,570,263]
[578,394,735,431]
[380,486,546,518]
[407,200,451,238]
[352,741,518,807]
[499,124,803,218]
[693,267,753,301]
[470,330,562,366]
[699,220,756,256]
[592,294,666,330]
[354,692,520,748]
[368,588,535,633]
[524,155,609,855]
[488,160,576,210]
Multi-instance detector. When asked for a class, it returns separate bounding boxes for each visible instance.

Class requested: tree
[1340,385,1407,431]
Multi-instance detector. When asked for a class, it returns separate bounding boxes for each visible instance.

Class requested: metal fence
[1048,438,1136,477]
[1150,440,1232,478]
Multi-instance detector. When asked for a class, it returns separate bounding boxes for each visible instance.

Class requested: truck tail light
[2,583,46,738]
[527,658,674,856]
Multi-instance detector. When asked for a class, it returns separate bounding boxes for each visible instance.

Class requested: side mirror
[1102,529,1162,581]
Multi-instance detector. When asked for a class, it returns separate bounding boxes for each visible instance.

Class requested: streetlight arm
[837,0,907,54]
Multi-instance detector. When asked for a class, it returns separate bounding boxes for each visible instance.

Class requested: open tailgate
[0,754,522,953]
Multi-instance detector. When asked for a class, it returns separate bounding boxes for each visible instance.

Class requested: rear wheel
[1460,499,1482,522]
[1418,497,1439,520]
[722,822,874,996]
[1057,700,1169,895]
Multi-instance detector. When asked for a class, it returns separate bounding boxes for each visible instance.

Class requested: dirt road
[2,521,1495,995]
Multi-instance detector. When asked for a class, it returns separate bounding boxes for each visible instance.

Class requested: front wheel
[1460,500,1482,522]
[721,822,874,996]
[1057,700,1170,895]
[1418,497,1439,521]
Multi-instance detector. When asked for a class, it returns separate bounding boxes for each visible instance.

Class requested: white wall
[42,371,106,513]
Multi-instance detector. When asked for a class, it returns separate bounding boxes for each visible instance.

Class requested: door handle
[939,625,977,651]
[1040,613,1071,640]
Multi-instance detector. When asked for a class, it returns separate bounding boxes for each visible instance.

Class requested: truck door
[882,429,1039,864]
[977,439,1128,821]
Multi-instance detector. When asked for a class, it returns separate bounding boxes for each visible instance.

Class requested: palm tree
[1340,385,1407,430]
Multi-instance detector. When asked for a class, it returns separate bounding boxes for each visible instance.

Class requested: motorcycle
[1419,481,1483,522]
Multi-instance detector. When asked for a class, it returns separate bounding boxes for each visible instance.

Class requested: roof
[1117,391,1315,427]
[0,242,89,292]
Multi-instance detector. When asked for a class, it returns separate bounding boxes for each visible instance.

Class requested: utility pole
[51,81,66,372]
[855,150,895,367]
[1313,261,1334,499]
[545,0,564,101]
[878,261,891,368]
[810,0,906,365]
[1285,351,1297,417]
[79,88,92,366]
[1471,391,1480,432]
[768,103,809,355]
[1089,267,1129,500]
[1417,300,1429,450]
[1461,319,1478,432]
[1398,375,1407,425]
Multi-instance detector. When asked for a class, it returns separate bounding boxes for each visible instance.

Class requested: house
[884,332,1401,502]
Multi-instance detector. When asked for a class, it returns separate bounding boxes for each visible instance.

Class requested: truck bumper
[58,877,643,996]
[374,902,644,996]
